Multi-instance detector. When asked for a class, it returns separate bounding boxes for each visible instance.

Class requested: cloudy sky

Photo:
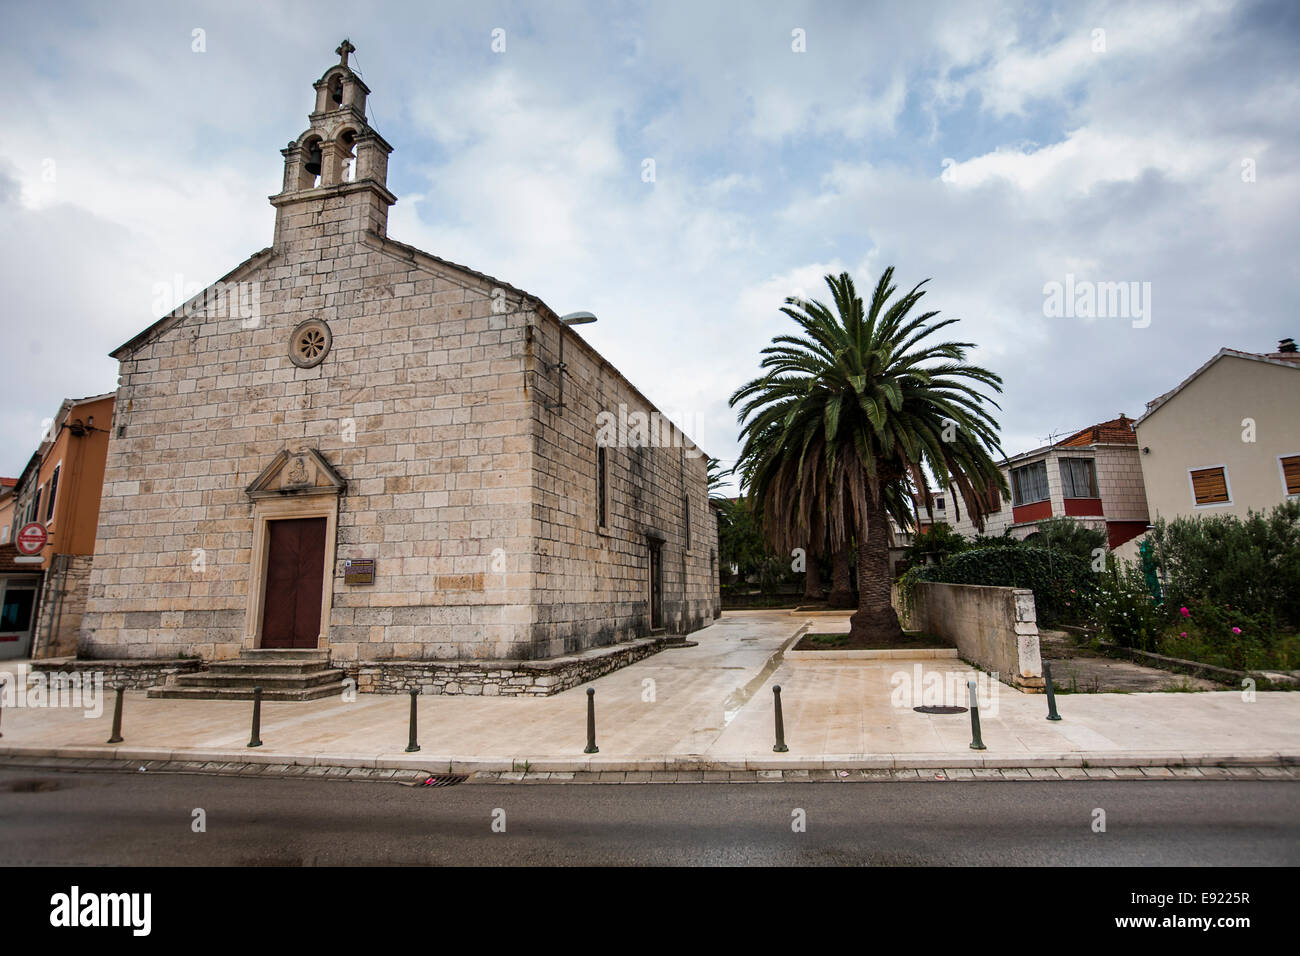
[1,0,1296,486]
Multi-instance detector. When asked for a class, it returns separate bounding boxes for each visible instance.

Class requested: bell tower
[270,40,396,249]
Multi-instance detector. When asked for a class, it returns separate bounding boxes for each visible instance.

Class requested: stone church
[78,42,718,696]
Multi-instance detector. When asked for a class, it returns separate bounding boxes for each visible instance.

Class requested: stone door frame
[245,495,339,651]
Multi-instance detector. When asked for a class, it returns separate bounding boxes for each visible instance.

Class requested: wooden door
[260,517,327,648]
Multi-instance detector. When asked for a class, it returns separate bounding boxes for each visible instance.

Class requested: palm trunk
[827,546,854,608]
[848,494,904,643]
[803,553,823,603]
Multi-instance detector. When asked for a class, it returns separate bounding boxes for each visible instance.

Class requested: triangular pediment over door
[245,448,346,500]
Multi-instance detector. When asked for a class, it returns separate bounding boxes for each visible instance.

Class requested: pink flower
[1232,627,1242,634]
[1180,632,1187,638]
[1180,606,1190,617]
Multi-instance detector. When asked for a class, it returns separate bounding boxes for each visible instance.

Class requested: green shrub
[1031,517,1109,565]
[922,544,1095,625]
[1149,501,1300,627]
[901,523,968,570]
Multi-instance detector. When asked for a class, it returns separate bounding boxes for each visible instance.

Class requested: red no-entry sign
[15,522,48,556]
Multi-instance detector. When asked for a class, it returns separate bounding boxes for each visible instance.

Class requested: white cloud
[0,0,1294,485]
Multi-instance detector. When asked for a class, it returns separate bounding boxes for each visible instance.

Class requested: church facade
[78,44,718,689]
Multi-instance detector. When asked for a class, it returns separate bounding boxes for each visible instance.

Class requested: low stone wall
[28,657,205,690]
[899,582,1044,691]
[346,637,670,696]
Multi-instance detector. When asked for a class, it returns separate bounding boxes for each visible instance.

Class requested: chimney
[1278,337,1297,354]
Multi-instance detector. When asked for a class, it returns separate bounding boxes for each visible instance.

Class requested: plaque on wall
[343,559,375,585]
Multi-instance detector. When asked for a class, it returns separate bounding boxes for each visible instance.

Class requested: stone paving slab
[4,611,1300,780]
[10,751,1285,785]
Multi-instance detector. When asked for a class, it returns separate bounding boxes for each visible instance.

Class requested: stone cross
[336,39,355,67]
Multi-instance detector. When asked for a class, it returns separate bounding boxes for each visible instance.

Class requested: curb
[2,743,1296,775]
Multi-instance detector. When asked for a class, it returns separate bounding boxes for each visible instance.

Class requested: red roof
[1055,415,1137,448]
[0,478,16,488]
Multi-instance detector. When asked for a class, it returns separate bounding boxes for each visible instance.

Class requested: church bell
[304,142,323,177]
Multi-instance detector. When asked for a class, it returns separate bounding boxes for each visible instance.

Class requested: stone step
[237,648,330,662]
[207,659,335,676]
[171,668,346,690]
[148,681,347,702]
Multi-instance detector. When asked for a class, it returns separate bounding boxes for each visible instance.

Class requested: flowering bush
[1157,599,1276,670]
[1090,559,1167,650]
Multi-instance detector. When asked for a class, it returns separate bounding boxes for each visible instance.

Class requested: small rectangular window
[683,494,691,550]
[596,446,607,529]
[1059,457,1098,498]
[1281,455,1300,496]
[1,589,36,633]
[45,465,60,523]
[1190,466,1230,505]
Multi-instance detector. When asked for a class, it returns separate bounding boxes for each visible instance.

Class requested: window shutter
[1190,467,1229,504]
[1282,456,1300,495]
[45,466,60,523]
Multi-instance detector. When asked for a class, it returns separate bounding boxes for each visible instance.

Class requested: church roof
[110,247,276,359]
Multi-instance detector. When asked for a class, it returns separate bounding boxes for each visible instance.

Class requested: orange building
[2,393,115,659]
[0,477,17,544]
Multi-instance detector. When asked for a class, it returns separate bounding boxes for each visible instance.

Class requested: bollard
[584,687,599,754]
[406,687,421,753]
[1043,662,1062,721]
[967,679,986,751]
[107,685,125,743]
[248,686,263,748]
[772,684,789,753]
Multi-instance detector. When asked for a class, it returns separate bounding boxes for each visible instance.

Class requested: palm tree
[730,267,1007,644]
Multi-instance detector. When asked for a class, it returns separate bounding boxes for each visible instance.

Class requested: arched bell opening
[299,135,324,189]
[338,128,357,183]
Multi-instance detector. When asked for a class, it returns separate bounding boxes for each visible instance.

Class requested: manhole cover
[913,705,967,715]
[420,774,467,788]
[4,778,61,792]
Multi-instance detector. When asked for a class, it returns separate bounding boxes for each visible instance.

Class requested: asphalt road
[1,768,1297,866]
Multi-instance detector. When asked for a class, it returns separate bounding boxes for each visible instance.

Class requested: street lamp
[553,311,598,412]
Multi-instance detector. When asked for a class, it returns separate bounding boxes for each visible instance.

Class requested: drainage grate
[420,774,468,788]
[913,705,967,715]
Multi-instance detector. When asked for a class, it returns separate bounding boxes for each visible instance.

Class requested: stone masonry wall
[80,189,539,662]
[79,180,717,666]
[33,555,94,659]
[524,316,719,657]
[29,657,204,691]
[348,637,668,696]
